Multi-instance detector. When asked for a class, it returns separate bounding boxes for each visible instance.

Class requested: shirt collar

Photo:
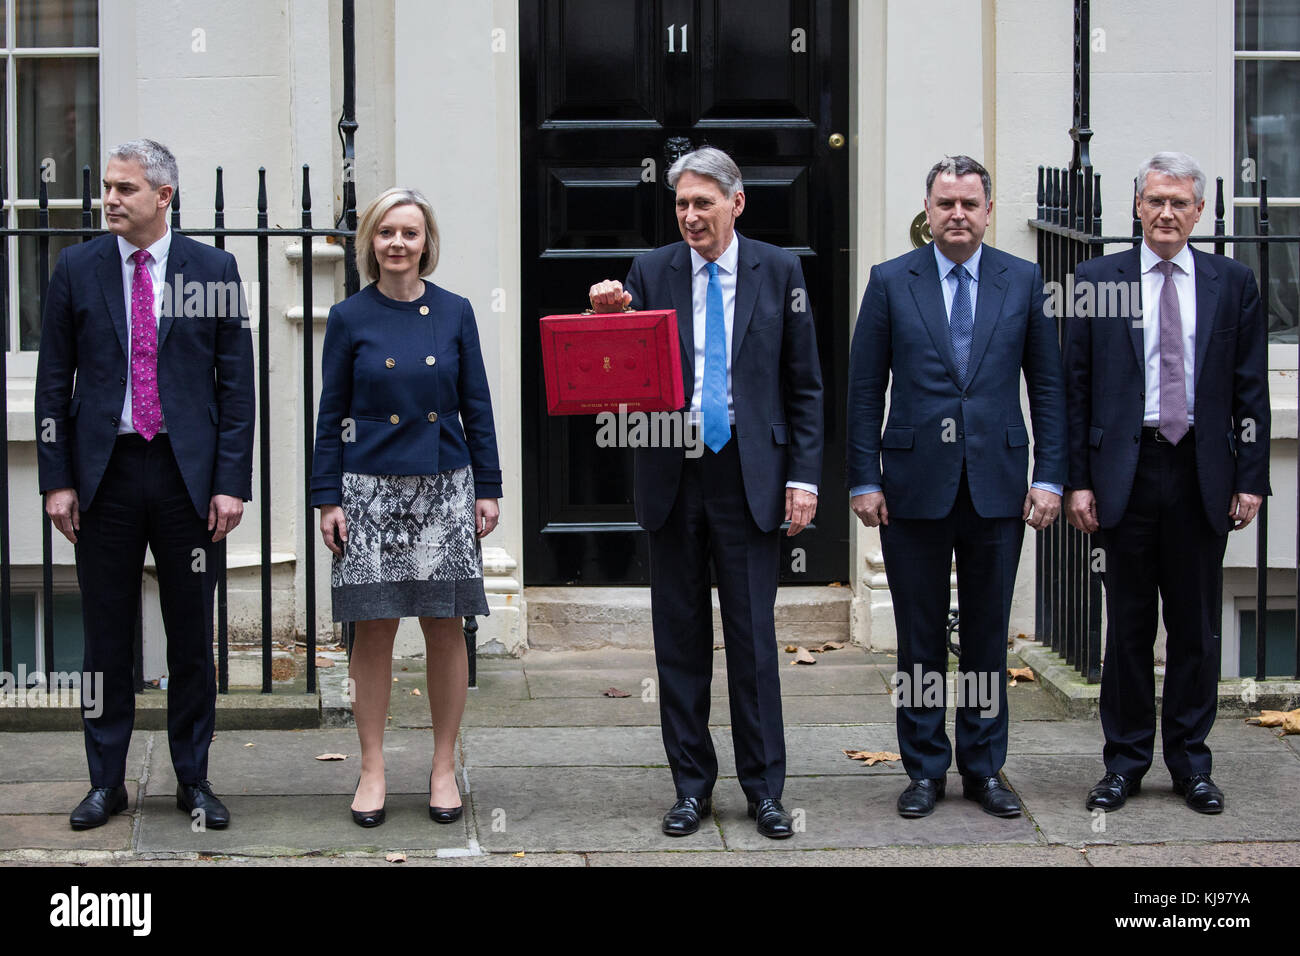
[933,242,982,282]
[118,226,172,267]
[1140,240,1194,276]
[690,231,739,276]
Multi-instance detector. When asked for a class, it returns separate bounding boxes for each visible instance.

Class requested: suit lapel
[158,232,187,352]
[97,239,129,360]
[907,246,960,385]
[668,243,694,405]
[966,246,1007,384]
[1115,248,1145,376]
[730,234,759,365]
[1191,248,1219,391]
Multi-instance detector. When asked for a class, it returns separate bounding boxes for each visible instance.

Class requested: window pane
[16,0,98,48]
[1239,609,1298,678]
[1234,206,1299,344]
[1235,59,1300,199]
[1235,0,1300,51]
[9,593,37,676]
[16,57,99,201]
[17,206,101,350]
[50,592,85,673]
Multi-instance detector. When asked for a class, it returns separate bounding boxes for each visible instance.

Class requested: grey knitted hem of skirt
[331,466,489,623]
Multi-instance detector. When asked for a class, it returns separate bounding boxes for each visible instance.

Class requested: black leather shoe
[1085,772,1142,811]
[1173,773,1224,814]
[962,775,1021,817]
[176,780,230,829]
[69,786,129,830]
[661,796,710,836]
[351,775,386,828]
[747,798,794,839]
[428,770,463,824]
[897,778,945,818]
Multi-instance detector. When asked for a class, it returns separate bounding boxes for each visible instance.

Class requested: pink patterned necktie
[1155,259,1188,445]
[129,249,162,440]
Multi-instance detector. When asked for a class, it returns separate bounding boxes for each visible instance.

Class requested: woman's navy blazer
[311,280,502,506]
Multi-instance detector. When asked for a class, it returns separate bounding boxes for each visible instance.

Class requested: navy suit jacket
[311,281,502,506]
[1064,247,1270,534]
[623,233,824,533]
[35,231,255,519]
[847,243,1066,519]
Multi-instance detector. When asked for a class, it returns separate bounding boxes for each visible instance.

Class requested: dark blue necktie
[702,261,729,453]
[949,263,974,384]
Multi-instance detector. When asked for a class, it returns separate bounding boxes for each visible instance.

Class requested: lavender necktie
[130,249,162,440]
[1155,259,1188,445]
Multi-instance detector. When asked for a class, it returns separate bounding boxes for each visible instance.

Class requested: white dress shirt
[117,228,172,436]
[688,233,739,424]
[1139,240,1197,425]
[689,233,816,496]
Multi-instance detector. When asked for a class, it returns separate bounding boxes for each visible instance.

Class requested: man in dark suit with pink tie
[35,139,255,830]
[1064,151,1270,815]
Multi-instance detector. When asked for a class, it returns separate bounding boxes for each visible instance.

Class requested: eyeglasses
[1140,197,1196,212]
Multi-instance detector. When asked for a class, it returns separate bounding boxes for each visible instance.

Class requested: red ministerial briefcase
[539,307,685,416]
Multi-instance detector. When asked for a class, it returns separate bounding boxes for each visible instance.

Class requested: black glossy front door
[521,0,849,585]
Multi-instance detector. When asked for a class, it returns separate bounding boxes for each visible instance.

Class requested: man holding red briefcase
[587,147,824,839]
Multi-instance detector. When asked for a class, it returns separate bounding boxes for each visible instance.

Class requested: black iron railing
[0,163,355,696]
[1030,165,1299,682]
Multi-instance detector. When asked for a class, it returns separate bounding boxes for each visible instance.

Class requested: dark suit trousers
[647,432,785,801]
[75,434,217,789]
[1096,431,1227,782]
[880,471,1023,780]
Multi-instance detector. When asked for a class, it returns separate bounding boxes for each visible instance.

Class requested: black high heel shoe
[351,774,386,828]
[428,769,463,824]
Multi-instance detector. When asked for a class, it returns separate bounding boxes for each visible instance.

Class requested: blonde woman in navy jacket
[311,187,501,827]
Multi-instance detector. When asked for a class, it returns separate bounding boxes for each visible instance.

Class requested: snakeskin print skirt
[331,466,488,622]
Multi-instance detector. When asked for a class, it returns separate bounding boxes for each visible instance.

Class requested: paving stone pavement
[1,647,1296,867]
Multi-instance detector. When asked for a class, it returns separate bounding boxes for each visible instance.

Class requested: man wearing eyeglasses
[1063,151,1271,815]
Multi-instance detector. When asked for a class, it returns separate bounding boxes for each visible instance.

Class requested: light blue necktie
[702,261,730,453]
[949,263,974,385]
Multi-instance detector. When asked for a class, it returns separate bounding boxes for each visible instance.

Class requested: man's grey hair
[667,147,744,198]
[1136,151,1206,203]
[925,155,992,203]
[108,139,178,191]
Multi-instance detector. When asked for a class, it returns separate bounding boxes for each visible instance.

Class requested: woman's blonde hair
[356,186,440,282]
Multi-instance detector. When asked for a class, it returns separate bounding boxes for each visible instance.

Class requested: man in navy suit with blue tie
[589,147,824,839]
[847,156,1066,819]
[35,139,255,830]
[1064,152,1270,815]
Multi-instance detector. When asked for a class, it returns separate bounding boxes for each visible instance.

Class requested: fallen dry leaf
[791,647,817,665]
[513,851,526,858]
[784,645,799,653]
[821,641,846,651]
[602,687,631,698]
[1247,708,1300,735]
[315,753,348,761]
[843,749,902,766]
[243,742,255,748]
[385,852,406,863]
[411,688,421,696]
[827,581,843,588]
[1008,666,1035,686]
[315,657,335,668]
